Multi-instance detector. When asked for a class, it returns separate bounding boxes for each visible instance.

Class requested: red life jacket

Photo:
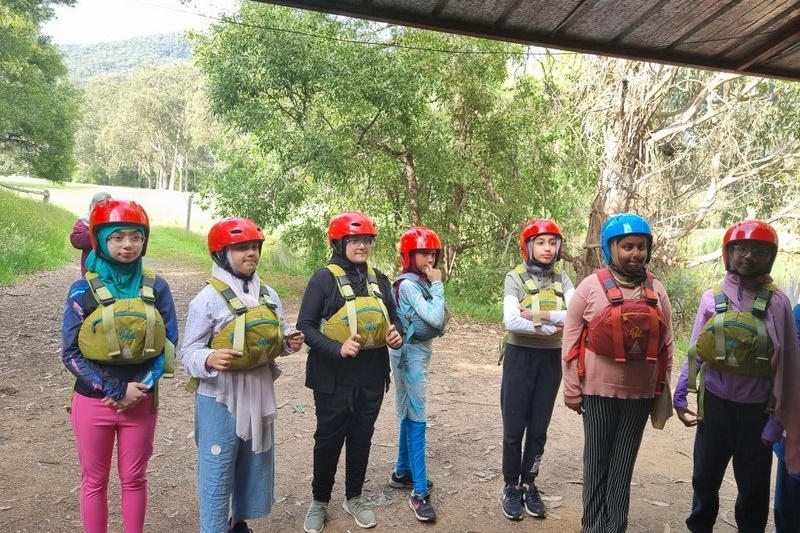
[565,268,669,394]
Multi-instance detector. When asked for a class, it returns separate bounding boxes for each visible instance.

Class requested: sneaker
[303,500,328,533]
[502,484,524,520]
[227,519,253,533]
[523,484,547,517]
[389,471,434,491]
[343,496,377,529]
[409,493,437,522]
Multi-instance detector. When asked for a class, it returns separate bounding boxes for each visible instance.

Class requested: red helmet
[722,219,778,271]
[520,219,563,262]
[89,199,150,255]
[208,217,265,254]
[399,226,442,270]
[327,211,377,243]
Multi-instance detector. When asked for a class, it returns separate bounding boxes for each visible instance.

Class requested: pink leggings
[70,393,157,533]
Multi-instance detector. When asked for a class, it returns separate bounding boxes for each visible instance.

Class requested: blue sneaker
[502,484,523,520]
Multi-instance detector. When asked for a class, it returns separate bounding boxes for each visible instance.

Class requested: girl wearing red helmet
[298,211,403,533]
[387,226,447,522]
[673,220,800,533]
[61,199,179,533]
[180,217,305,533]
[500,219,575,521]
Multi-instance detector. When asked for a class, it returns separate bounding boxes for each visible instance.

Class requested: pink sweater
[562,272,674,403]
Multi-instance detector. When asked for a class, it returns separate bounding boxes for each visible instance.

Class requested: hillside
[58,33,192,81]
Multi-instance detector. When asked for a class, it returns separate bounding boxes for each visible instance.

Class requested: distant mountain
[59,33,192,82]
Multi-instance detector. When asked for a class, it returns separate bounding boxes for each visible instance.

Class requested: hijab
[86,224,145,299]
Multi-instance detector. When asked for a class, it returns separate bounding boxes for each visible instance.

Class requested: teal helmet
[600,213,652,264]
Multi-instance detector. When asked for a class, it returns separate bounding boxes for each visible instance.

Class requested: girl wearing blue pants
[388,227,448,522]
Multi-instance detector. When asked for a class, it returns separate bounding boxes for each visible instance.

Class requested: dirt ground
[0,257,775,533]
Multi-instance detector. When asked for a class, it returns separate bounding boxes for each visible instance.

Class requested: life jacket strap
[208,277,278,353]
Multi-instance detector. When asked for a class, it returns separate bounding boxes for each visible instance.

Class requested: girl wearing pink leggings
[61,199,178,533]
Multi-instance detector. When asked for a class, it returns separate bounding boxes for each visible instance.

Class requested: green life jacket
[687,283,776,419]
[78,267,166,364]
[208,277,285,370]
[498,265,565,365]
[322,264,391,348]
[393,272,449,343]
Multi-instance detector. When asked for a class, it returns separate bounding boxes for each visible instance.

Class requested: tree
[194,5,592,281]
[568,57,800,279]
[0,0,80,181]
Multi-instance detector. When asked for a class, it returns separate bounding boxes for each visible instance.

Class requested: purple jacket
[675,273,800,457]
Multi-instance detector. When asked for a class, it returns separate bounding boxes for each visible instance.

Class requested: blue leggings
[395,418,428,495]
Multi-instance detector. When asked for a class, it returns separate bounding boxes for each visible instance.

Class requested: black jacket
[298,255,402,393]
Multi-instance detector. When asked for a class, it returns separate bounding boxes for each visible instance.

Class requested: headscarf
[328,238,369,295]
[607,236,649,287]
[85,224,145,299]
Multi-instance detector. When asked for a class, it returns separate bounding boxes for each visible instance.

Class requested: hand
[340,334,361,357]
[423,265,442,282]
[565,400,584,414]
[385,325,402,349]
[676,406,698,427]
[519,305,533,321]
[287,332,305,352]
[205,348,242,371]
[105,382,149,412]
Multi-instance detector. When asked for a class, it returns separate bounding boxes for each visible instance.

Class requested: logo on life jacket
[207,277,285,370]
[78,268,166,364]
[321,264,390,348]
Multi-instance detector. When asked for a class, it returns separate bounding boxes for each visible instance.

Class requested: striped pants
[581,395,653,533]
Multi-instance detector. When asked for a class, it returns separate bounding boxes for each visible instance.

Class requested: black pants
[686,389,772,533]
[311,381,385,502]
[500,344,562,486]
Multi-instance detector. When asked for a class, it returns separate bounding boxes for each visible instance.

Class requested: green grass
[0,189,78,284]
[147,226,210,270]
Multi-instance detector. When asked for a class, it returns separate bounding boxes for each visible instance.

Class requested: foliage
[58,33,192,82]
[193,4,593,284]
[0,187,77,283]
[73,62,221,191]
[0,0,81,181]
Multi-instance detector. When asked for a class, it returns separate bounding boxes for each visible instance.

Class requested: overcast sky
[43,0,239,45]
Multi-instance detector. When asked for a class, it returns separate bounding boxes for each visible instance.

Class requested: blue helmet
[600,213,652,264]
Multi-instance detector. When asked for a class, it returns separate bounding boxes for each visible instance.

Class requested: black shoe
[523,484,547,517]
[502,484,523,520]
[228,519,253,533]
[389,471,434,491]
[409,493,437,522]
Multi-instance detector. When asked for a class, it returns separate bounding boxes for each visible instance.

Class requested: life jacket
[322,264,391,348]
[392,272,449,343]
[514,264,565,335]
[687,284,776,419]
[498,265,566,365]
[564,268,669,395]
[207,277,285,370]
[78,267,166,364]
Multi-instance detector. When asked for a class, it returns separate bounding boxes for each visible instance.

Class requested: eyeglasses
[107,233,144,245]
[731,244,769,260]
[346,236,375,247]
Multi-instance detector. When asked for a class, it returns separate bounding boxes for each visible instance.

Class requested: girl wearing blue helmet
[562,213,675,533]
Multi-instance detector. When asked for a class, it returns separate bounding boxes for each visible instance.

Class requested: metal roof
[252,0,800,81]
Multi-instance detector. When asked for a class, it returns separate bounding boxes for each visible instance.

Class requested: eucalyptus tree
[0,0,80,181]
[194,4,591,282]
[569,56,800,279]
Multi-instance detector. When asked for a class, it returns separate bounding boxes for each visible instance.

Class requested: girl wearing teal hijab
[61,199,178,533]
